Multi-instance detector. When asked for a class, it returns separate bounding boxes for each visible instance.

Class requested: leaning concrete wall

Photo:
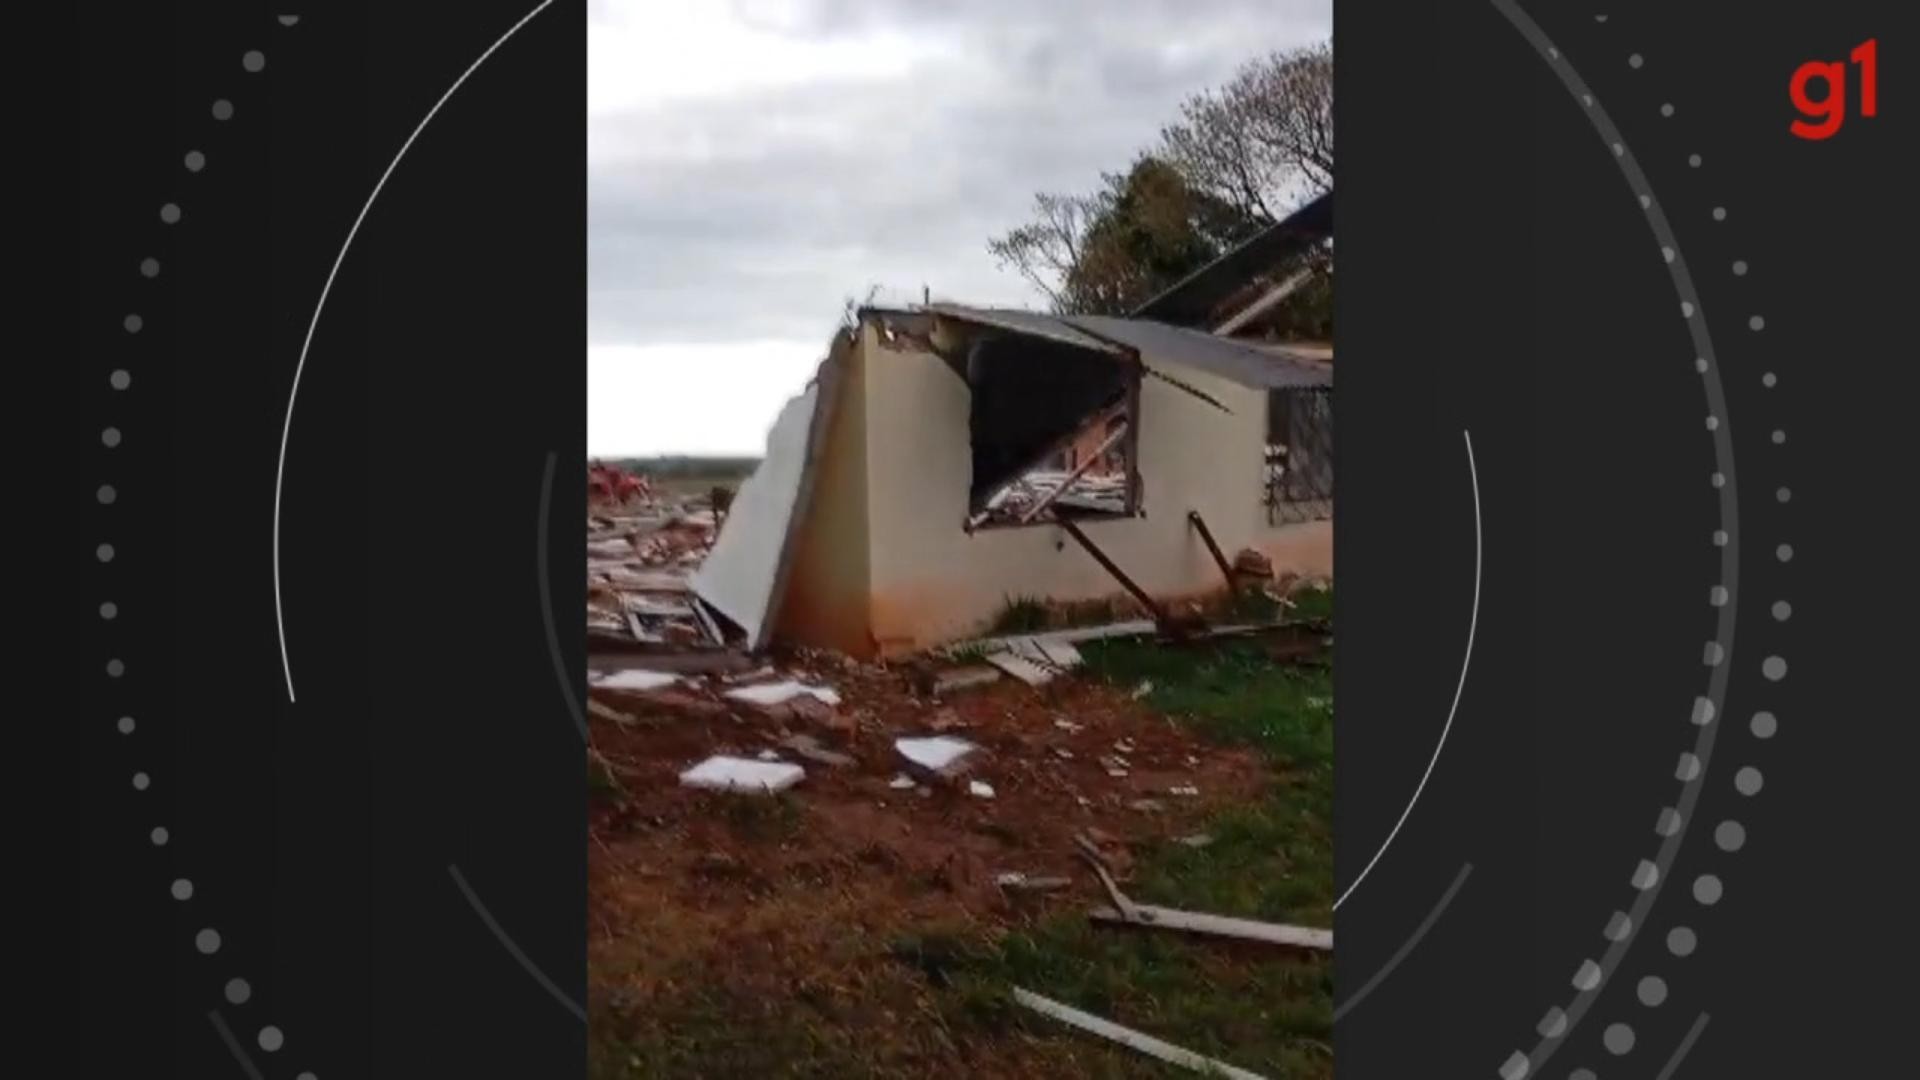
[769,332,875,655]
[858,323,1321,655]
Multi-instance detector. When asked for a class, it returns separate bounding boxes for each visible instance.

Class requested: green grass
[1285,584,1333,626]
[718,791,804,843]
[990,595,1053,635]
[588,754,622,801]
[902,621,1336,1076]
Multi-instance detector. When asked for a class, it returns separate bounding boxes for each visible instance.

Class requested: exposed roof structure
[1128,189,1333,329]
[910,304,1331,391]
[1065,315,1330,390]
[921,303,1123,355]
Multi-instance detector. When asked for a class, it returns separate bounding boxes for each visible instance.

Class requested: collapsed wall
[693,310,1332,659]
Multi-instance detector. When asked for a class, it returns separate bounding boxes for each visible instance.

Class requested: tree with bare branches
[1160,42,1333,220]
[988,41,1333,325]
[990,157,1262,316]
[984,192,1098,312]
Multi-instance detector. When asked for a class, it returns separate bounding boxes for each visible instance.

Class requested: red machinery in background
[588,461,651,504]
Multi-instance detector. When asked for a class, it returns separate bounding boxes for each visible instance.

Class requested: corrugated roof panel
[1063,315,1333,390]
[921,303,1125,355]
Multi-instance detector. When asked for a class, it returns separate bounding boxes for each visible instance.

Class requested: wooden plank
[1089,903,1331,951]
[953,619,1159,655]
[1018,422,1130,524]
[1211,267,1314,336]
[689,594,726,646]
[1011,987,1269,1080]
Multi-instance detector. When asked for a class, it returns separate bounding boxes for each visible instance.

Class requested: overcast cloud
[588,0,1330,456]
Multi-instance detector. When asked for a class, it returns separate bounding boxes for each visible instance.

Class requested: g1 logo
[1791,39,1877,140]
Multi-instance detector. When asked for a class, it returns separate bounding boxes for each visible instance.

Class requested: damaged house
[691,193,1334,659]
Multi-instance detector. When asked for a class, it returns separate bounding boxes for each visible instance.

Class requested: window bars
[1266,387,1333,525]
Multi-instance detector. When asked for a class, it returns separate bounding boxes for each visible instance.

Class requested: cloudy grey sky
[588,0,1330,456]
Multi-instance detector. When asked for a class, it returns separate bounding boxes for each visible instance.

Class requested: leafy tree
[991,157,1263,315]
[989,41,1333,332]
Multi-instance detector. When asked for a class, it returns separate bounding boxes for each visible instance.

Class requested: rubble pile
[978,468,1130,524]
[586,639,1238,814]
[585,482,728,648]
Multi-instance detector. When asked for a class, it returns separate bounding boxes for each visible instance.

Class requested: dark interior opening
[964,333,1133,511]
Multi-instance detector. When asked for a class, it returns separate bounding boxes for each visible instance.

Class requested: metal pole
[1185,510,1238,593]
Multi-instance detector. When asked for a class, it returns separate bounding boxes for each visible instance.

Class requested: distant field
[602,456,760,498]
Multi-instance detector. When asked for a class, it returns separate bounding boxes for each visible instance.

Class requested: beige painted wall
[854,323,1331,654]
[1257,519,1334,580]
[770,333,875,655]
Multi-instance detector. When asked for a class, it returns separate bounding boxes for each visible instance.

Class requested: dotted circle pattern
[1487,10,1789,1075]
[109,44,318,1078]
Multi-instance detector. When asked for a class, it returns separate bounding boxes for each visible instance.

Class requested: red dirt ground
[585,660,1272,1077]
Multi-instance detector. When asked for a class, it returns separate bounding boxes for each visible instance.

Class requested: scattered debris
[724,680,842,708]
[588,538,638,561]
[1051,747,1075,761]
[968,780,996,799]
[1074,824,1330,951]
[678,756,805,795]
[926,708,968,732]
[1053,718,1084,734]
[1176,833,1214,848]
[983,636,1084,687]
[1075,834,1140,919]
[1169,785,1200,797]
[930,666,1003,696]
[995,872,1072,893]
[1088,903,1332,952]
[723,664,781,685]
[888,774,917,790]
[895,735,979,775]
[756,749,782,761]
[1129,799,1165,813]
[586,699,637,728]
[982,468,1131,526]
[1010,987,1269,1080]
[779,733,857,768]
[590,669,680,692]
[1130,680,1154,700]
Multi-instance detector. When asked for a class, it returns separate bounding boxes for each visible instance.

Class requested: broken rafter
[689,595,726,647]
[1089,903,1332,952]
[1011,988,1269,1080]
[1211,265,1316,337]
[1017,421,1130,524]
